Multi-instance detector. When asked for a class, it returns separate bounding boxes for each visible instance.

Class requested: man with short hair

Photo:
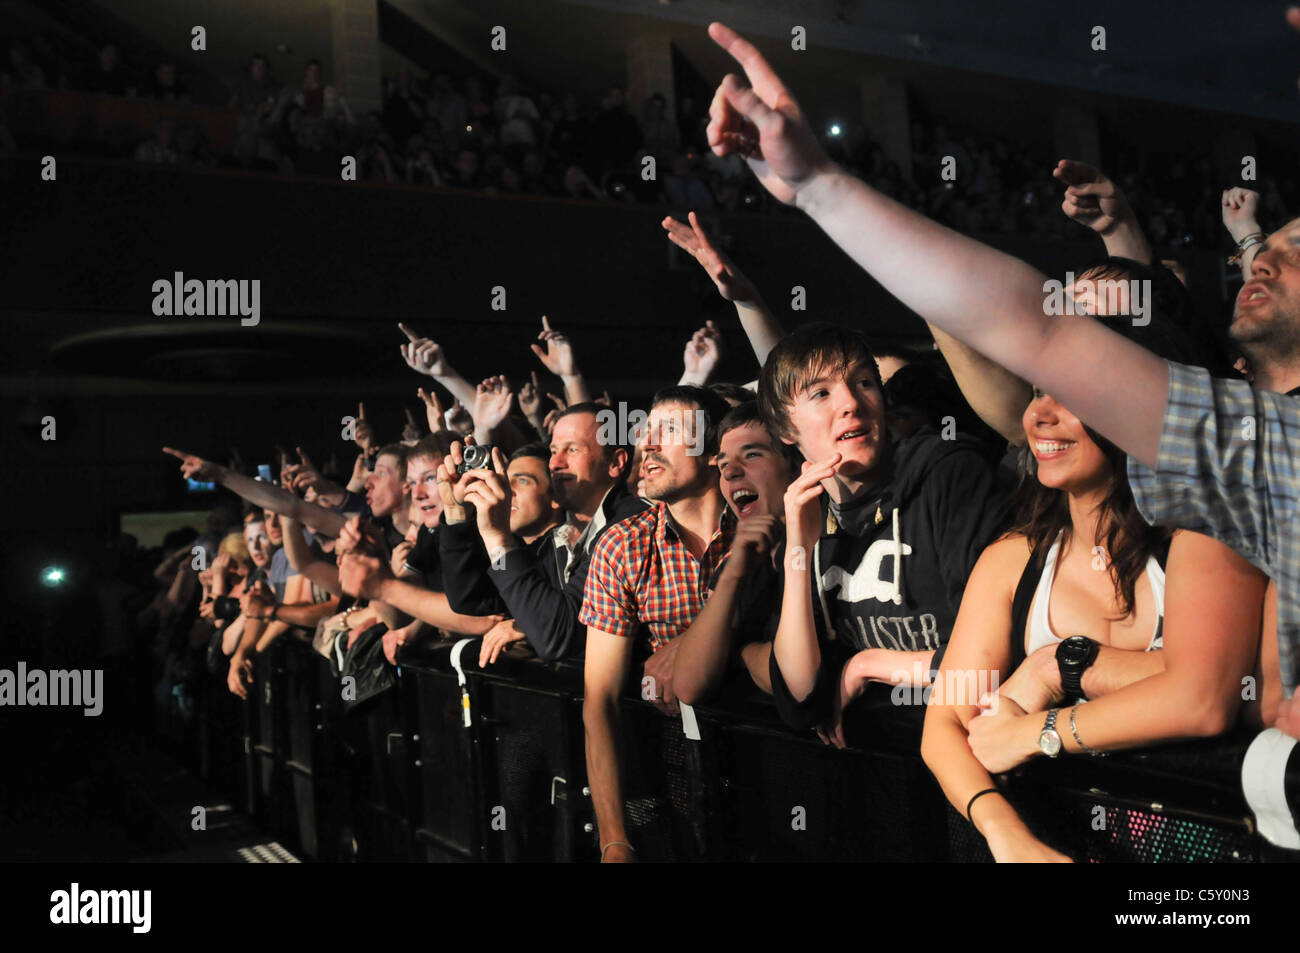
[759,323,1008,747]
[673,401,795,705]
[430,403,645,661]
[580,385,731,862]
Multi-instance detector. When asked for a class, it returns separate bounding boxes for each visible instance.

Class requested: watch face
[1059,637,1093,666]
[1039,729,1062,757]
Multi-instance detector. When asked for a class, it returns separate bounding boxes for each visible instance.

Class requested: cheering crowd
[142,19,1300,863]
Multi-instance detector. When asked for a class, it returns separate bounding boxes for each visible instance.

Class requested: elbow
[1188,696,1238,739]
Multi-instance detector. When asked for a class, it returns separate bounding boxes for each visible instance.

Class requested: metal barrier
[189,637,1300,863]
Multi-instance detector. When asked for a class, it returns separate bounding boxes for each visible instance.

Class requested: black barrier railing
[188,636,1300,863]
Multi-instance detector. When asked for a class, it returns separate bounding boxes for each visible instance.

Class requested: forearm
[1100,219,1153,265]
[433,368,478,410]
[271,597,340,629]
[740,641,772,693]
[735,298,783,367]
[254,620,292,653]
[672,571,743,704]
[219,466,344,536]
[1061,670,1241,752]
[922,706,1026,839]
[853,648,936,686]
[234,615,266,659]
[561,373,591,406]
[1080,646,1165,698]
[796,168,1168,466]
[772,573,820,703]
[583,694,629,845]
[373,576,498,634]
[927,322,1031,446]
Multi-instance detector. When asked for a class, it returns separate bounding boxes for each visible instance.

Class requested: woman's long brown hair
[1010,425,1169,619]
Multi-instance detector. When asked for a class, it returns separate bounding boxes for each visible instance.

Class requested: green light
[41,566,65,587]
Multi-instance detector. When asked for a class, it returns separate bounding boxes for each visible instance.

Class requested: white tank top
[1025,532,1165,656]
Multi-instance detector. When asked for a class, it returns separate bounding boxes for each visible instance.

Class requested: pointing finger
[398,322,421,342]
[708,21,793,107]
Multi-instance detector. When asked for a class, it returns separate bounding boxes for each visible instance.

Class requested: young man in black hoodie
[760,323,1008,746]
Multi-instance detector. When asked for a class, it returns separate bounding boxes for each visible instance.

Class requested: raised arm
[399,323,479,410]
[1222,187,1263,280]
[1053,159,1153,265]
[662,211,783,366]
[705,22,1168,467]
[163,447,345,537]
[927,323,1032,446]
[677,321,722,387]
[279,514,341,594]
[530,315,591,406]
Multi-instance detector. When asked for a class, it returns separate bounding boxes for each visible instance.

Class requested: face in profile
[507,456,562,536]
[364,453,407,518]
[1230,218,1300,354]
[639,401,714,503]
[717,422,794,518]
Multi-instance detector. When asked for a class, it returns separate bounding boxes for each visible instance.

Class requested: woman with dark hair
[920,264,1269,862]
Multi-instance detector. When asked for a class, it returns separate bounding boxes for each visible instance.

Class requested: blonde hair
[219,531,252,570]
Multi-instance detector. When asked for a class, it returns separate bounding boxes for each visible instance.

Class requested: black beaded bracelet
[966,787,1001,825]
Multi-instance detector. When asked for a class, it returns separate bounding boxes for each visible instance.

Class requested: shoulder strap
[1008,541,1045,672]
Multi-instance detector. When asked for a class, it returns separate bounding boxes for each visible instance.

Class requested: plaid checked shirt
[1127,360,1300,693]
[579,501,735,653]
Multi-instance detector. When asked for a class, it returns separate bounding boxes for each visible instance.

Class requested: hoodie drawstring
[890,506,903,606]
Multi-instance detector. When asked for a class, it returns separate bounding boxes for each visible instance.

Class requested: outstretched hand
[682,320,722,380]
[399,323,451,378]
[529,315,580,378]
[662,211,759,304]
[705,22,835,206]
[162,446,221,482]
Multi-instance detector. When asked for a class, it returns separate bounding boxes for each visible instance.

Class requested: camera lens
[457,444,492,473]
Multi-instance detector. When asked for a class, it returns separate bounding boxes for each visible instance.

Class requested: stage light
[41,566,66,587]
[828,123,842,137]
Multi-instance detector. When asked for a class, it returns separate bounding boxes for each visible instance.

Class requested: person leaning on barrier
[581,386,732,862]
[443,403,644,662]
[433,441,564,663]
[672,401,796,705]
[920,301,1268,863]
[701,17,1300,735]
[331,437,504,645]
[759,323,1009,748]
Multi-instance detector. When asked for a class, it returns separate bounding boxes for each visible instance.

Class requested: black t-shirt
[404,524,444,592]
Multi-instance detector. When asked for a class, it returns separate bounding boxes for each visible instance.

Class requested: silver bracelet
[1069,704,1106,757]
[600,840,636,860]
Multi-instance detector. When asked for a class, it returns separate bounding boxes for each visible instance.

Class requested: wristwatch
[1056,636,1100,701]
[1038,708,1062,758]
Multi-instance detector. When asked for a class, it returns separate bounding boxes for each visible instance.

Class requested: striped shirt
[579,501,734,653]
[1126,360,1300,692]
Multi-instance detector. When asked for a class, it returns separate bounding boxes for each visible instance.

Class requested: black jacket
[769,428,1010,729]
[440,483,648,661]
